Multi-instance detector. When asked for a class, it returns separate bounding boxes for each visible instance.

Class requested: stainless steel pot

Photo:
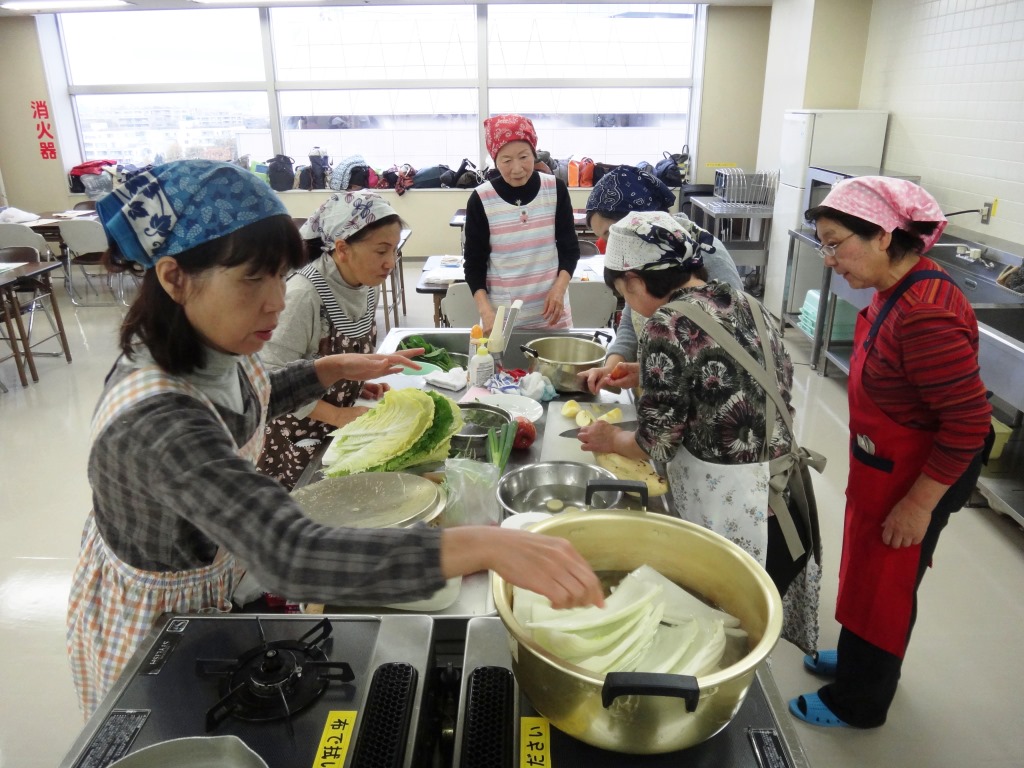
[520,331,612,393]
[496,463,623,516]
[450,402,513,459]
[492,510,783,754]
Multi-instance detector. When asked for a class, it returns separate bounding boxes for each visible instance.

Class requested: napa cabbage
[323,390,462,476]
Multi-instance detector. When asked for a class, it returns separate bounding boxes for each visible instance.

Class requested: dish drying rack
[713,168,779,206]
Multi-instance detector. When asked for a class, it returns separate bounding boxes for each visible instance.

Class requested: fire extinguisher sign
[31,99,57,160]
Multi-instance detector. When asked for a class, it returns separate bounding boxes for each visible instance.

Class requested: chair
[439,282,479,328]
[58,219,123,306]
[73,200,97,211]
[578,239,601,256]
[376,228,411,333]
[568,281,618,328]
[0,246,72,385]
[0,223,55,260]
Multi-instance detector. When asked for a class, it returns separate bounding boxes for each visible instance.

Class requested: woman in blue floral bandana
[257,190,405,489]
[575,210,823,652]
[67,161,604,718]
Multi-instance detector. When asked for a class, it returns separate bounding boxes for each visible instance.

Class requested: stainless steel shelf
[977,429,1024,528]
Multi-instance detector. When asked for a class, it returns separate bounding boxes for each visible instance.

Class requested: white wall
[861,0,1024,245]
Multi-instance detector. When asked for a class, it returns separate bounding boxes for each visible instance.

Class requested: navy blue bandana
[96,159,287,269]
[585,165,676,214]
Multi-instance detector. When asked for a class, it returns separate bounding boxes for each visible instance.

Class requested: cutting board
[540,401,637,464]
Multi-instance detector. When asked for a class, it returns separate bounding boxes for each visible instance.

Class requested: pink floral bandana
[821,176,947,252]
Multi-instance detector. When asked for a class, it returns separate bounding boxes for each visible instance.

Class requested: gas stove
[60,614,438,768]
[453,617,810,768]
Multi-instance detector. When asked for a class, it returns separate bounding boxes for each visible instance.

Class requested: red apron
[836,270,953,659]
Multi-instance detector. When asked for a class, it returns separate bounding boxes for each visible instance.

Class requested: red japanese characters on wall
[32,100,56,160]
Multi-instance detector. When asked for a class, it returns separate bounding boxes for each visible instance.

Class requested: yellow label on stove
[312,710,358,768]
[520,716,551,767]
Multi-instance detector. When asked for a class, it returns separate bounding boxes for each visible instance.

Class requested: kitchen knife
[559,421,638,439]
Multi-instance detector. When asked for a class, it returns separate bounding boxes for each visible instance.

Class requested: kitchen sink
[378,327,614,371]
[974,307,1024,343]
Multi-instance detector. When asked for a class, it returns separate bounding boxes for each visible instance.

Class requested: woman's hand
[315,349,422,388]
[882,496,933,548]
[478,304,496,336]
[542,285,567,325]
[441,527,604,610]
[577,420,623,453]
[360,382,390,400]
[578,361,639,393]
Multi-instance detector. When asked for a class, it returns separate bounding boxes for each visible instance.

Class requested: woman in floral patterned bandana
[257,190,404,489]
[575,210,823,653]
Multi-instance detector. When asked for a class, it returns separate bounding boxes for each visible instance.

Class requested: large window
[59,3,696,174]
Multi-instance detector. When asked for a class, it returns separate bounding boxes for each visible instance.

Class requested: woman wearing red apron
[257,191,403,489]
[790,177,991,728]
[463,114,579,335]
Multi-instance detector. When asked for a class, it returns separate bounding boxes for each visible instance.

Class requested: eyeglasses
[816,232,854,259]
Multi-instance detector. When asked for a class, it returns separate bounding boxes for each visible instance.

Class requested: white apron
[479,174,572,329]
[66,354,270,717]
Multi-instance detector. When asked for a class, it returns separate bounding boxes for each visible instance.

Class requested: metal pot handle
[592,330,612,346]
[602,672,700,712]
[585,479,648,507]
[520,344,539,359]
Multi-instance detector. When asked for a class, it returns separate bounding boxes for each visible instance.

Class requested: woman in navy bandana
[578,166,743,393]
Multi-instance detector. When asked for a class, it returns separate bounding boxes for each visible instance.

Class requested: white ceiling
[0,0,771,21]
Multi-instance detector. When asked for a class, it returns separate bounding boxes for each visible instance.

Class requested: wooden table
[0,260,70,387]
[28,211,98,260]
[450,208,590,233]
[415,254,605,327]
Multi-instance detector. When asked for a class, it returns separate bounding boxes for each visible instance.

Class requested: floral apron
[837,270,955,658]
[66,354,270,717]
[661,297,824,652]
[257,264,376,490]
[479,174,572,329]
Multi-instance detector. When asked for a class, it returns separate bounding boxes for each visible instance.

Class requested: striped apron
[479,174,572,329]
[66,354,270,718]
[257,263,376,490]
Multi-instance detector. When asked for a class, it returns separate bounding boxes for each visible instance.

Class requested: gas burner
[196,617,354,732]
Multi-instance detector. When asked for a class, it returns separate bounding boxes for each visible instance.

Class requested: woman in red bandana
[463,114,580,334]
[790,177,992,729]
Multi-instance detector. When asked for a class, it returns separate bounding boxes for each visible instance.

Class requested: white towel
[425,366,467,391]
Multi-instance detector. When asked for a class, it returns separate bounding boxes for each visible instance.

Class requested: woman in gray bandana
[257,191,404,489]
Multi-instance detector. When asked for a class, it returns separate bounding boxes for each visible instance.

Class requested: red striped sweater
[863,257,991,485]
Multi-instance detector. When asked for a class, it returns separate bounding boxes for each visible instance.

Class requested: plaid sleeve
[89,392,446,604]
[266,359,326,421]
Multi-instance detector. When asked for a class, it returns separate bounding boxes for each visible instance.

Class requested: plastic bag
[518,371,557,401]
[443,458,500,526]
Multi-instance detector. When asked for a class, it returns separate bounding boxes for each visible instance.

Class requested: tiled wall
[860,0,1024,247]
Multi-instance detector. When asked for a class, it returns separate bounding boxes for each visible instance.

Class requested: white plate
[474,393,543,423]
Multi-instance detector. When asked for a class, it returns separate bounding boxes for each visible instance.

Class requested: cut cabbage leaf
[672,618,726,677]
[571,603,664,674]
[527,575,661,632]
[533,603,653,659]
[632,618,700,674]
[631,565,741,628]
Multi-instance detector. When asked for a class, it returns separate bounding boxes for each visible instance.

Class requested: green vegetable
[323,389,463,476]
[486,422,517,473]
[399,335,456,372]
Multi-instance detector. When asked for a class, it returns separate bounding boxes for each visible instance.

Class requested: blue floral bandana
[96,159,287,269]
[585,165,676,215]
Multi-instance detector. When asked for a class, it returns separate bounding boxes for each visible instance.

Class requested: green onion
[486,422,517,473]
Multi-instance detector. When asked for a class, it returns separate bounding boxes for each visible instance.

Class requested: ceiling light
[1,0,129,9]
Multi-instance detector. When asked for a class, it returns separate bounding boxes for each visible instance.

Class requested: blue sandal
[803,649,838,677]
[789,693,849,728]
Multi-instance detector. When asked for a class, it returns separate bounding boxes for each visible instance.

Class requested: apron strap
[667,295,825,562]
[864,269,956,350]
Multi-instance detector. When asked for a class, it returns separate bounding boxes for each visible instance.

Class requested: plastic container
[990,417,1012,460]
[467,344,494,387]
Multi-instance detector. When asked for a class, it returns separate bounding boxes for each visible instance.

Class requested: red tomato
[513,416,537,450]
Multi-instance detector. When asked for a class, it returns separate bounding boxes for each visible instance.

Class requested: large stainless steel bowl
[493,510,783,754]
[520,332,611,393]
[450,402,513,458]
[496,461,622,516]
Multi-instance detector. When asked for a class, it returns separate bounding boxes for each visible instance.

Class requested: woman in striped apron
[257,192,404,489]
[463,114,580,335]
